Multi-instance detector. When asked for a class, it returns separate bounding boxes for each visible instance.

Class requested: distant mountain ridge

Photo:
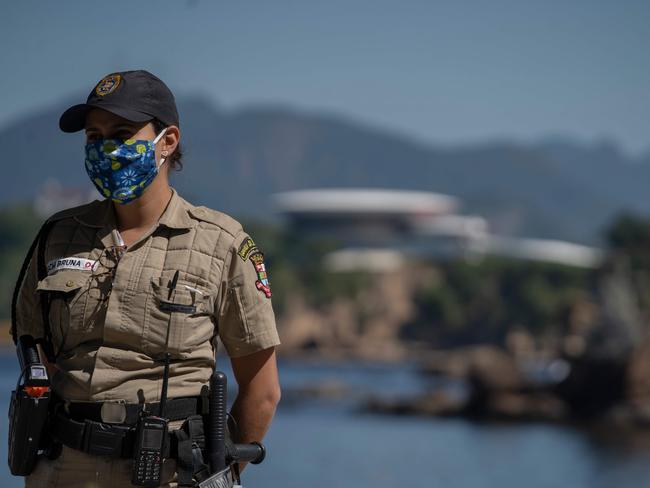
[1,94,648,245]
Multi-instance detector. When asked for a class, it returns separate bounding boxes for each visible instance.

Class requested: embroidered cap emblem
[95,74,121,97]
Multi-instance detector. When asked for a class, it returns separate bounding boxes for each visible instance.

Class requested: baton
[209,371,228,473]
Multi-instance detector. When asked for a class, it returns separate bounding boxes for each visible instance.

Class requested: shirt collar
[73,187,195,232]
[158,187,196,230]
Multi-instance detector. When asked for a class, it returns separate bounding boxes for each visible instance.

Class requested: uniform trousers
[25,444,179,487]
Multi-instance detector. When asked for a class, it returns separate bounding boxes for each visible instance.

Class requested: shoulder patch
[188,206,243,236]
[238,237,259,261]
[250,251,272,298]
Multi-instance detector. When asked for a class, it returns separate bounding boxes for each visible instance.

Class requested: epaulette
[188,206,243,237]
[46,199,102,224]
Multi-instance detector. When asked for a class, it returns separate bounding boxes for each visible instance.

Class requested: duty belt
[50,396,207,459]
[65,396,208,425]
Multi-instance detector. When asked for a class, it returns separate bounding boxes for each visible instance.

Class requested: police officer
[12,70,282,487]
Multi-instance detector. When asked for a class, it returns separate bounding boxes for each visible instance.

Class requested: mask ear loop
[153,127,168,168]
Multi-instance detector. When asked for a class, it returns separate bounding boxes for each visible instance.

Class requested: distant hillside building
[272,188,482,248]
[273,188,603,270]
[34,179,96,218]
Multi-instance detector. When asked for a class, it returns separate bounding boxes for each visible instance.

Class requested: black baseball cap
[59,70,180,133]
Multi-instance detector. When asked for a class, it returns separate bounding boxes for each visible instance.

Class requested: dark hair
[151,118,183,171]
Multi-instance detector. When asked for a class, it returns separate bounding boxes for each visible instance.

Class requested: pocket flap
[37,271,87,293]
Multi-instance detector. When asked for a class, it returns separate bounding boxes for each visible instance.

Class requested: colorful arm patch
[237,237,272,298]
[250,251,272,298]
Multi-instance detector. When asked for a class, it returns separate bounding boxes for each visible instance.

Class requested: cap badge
[95,74,121,97]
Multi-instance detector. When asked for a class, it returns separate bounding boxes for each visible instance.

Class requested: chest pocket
[143,276,215,359]
[36,270,91,355]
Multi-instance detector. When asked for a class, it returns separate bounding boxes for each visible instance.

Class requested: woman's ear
[161,125,180,156]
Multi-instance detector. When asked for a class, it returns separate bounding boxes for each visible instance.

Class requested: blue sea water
[1,353,649,488]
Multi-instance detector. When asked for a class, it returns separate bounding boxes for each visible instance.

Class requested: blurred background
[2,1,650,487]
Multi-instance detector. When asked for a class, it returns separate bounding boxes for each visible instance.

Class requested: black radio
[132,415,168,486]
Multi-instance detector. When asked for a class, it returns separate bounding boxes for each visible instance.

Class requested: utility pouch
[173,414,210,487]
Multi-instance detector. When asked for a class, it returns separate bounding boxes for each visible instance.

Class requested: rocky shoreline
[359,343,650,429]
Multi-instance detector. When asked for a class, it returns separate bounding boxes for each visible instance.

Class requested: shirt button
[66,280,76,287]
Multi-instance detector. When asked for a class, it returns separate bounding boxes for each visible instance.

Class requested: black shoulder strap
[37,220,58,360]
[10,219,57,360]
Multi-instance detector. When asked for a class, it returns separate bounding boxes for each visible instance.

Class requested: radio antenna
[159,270,179,417]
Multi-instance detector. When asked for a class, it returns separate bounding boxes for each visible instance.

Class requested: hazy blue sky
[2,0,650,153]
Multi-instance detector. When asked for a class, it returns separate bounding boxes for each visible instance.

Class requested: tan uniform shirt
[14,188,280,403]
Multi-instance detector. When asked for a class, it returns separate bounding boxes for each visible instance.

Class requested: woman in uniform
[12,70,281,487]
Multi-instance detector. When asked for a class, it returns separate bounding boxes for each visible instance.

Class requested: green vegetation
[399,212,650,348]
[606,213,650,270]
[603,213,650,316]
[0,204,43,322]
[401,258,592,347]
[240,219,370,316]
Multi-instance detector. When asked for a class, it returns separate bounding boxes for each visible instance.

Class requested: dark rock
[554,356,627,419]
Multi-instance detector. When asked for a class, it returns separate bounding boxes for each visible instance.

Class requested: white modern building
[273,188,604,271]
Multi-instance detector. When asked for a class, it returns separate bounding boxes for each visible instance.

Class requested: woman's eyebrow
[109,123,139,133]
[85,123,138,133]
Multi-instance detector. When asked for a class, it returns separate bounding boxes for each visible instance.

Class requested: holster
[7,387,52,475]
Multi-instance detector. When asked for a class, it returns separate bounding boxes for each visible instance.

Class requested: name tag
[47,257,98,275]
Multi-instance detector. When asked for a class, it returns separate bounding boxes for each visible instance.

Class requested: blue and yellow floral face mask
[84,128,167,204]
